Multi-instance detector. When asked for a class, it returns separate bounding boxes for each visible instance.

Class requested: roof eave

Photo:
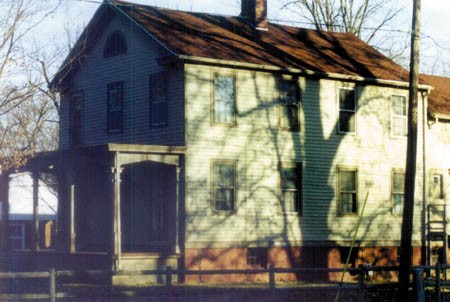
[179,55,432,90]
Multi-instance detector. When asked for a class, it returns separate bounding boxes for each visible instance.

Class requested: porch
[0,144,185,282]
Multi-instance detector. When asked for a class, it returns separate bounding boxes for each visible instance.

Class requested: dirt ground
[53,285,360,302]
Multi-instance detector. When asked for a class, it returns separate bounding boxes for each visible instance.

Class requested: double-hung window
[338,168,357,214]
[149,72,168,127]
[392,170,405,215]
[213,74,236,125]
[70,93,83,146]
[338,88,356,133]
[9,223,25,250]
[279,78,300,130]
[107,81,123,133]
[391,95,407,137]
[431,174,444,200]
[212,160,236,212]
[280,163,302,214]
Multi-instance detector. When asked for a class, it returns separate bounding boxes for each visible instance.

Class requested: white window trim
[278,162,302,215]
[278,77,301,131]
[390,94,408,138]
[337,166,358,215]
[429,169,446,201]
[211,159,237,213]
[338,87,357,134]
[391,169,405,215]
[211,73,237,126]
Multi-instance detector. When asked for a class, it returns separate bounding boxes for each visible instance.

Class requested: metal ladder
[427,204,448,279]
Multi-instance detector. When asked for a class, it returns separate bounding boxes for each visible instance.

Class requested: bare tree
[282,0,401,40]
[0,0,61,170]
[280,0,408,58]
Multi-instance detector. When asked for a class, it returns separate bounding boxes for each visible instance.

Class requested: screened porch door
[120,161,175,253]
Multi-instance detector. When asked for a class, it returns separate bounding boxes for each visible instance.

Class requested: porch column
[0,171,10,251]
[175,166,181,254]
[112,152,122,270]
[32,171,40,252]
[68,171,76,253]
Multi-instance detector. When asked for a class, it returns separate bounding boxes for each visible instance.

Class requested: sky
[42,0,450,76]
[7,173,57,216]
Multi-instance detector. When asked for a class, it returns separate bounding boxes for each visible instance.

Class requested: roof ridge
[110,0,240,19]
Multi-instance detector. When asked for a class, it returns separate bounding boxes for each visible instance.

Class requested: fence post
[436,263,441,302]
[269,264,275,289]
[166,266,173,289]
[49,268,56,302]
[413,268,424,302]
[357,265,365,302]
[269,264,275,302]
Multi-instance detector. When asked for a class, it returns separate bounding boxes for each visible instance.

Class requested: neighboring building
[7,214,55,251]
[1,0,449,283]
[0,173,56,251]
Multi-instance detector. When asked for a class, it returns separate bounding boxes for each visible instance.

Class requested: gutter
[178,55,434,91]
[429,112,450,121]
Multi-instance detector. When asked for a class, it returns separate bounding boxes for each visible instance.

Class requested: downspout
[421,91,427,265]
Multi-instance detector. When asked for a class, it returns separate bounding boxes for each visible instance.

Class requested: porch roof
[11,144,186,174]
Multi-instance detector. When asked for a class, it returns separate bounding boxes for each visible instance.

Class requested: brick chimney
[241,0,268,30]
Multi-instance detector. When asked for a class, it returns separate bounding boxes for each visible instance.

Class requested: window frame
[390,94,408,138]
[430,172,444,200]
[278,77,301,131]
[211,73,237,126]
[391,169,405,215]
[337,166,358,215]
[69,91,83,147]
[278,162,302,215]
[107,81,124,133]
[211,159,237,213]
[338,87,357,134]
[9,223,26,250]
[149,71,168,128]
[103,31,127,58]
[247,247,268,268]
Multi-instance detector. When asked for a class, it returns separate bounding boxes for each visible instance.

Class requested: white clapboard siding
[184,64,425,248]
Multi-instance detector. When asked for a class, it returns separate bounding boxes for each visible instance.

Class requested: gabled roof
[420,74,450,117]
[51,0,412,89]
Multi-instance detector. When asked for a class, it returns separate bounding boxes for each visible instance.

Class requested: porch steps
[112,253,179,286]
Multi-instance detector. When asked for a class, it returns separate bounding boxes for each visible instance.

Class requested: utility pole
[398,0,421,299]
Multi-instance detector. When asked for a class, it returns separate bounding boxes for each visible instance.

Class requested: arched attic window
[104,31,127,57]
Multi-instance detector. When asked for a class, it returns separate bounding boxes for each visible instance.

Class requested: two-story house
[1,0,449,284]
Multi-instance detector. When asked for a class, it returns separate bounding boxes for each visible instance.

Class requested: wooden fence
[0,264,449,301]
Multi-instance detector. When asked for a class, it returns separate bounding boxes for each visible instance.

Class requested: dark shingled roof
[421,74,450,116]
[111,0,409,82]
